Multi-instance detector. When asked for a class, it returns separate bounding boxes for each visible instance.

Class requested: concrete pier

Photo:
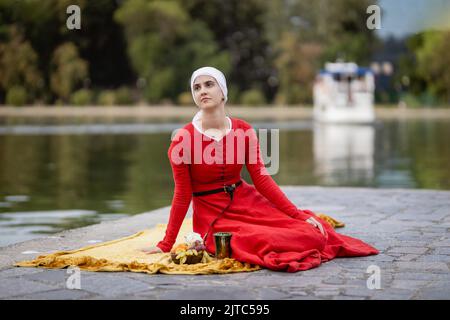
[0,186,449,300]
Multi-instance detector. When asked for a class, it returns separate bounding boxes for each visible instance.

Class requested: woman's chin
[200,101,218,109]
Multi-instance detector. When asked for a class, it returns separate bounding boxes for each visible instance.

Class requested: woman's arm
[156,137,193,253]
[244,122,313,221]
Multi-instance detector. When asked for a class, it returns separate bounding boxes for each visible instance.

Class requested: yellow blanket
[15,213,344,275]
[15,218,261,274]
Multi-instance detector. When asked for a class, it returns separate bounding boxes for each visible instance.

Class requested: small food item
[170,233,212,264]
[184,232,203,245]
[171,243,189,253]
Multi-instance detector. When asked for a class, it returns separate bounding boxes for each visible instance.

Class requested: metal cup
[214,232,232,259]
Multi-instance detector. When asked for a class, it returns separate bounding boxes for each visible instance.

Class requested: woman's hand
[306,217,326,237]
[140,246,163,254]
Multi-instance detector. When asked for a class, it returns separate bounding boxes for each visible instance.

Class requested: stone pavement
[0,187,449,300]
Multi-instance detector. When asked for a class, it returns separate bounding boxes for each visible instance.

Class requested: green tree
[396,33,428,99]
[273,32,323,104]
[0,0,135,103]
[6,86,27,106]
[181,0,276,101]
[240,88,267,106]
[318,0,379,64]
[57,0,135,88]
[0,25,43,101]
[0,0,81,102]
[416,31,450,104]
[50,42,88,102]
[115,0,230,103]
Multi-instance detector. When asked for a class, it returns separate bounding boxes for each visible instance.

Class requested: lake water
[1,118,449,247]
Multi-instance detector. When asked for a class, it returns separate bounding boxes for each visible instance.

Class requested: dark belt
[193,180,242,243]
[193,180,242,199]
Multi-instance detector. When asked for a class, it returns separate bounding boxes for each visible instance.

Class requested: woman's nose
[199,86,208,95]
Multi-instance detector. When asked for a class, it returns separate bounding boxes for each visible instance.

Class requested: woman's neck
[200,107,228,131]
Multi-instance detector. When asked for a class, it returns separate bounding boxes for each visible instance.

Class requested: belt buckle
[224,183,237,194]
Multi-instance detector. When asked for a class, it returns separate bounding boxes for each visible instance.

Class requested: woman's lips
[201,98,210,102]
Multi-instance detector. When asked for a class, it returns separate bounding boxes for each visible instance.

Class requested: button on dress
[157,113,379,272]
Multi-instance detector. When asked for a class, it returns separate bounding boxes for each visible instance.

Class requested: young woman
[142,66,378,272]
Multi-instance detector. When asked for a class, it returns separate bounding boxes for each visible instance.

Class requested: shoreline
[1,105,450,120]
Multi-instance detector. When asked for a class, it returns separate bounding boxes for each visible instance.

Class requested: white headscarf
[190,66,228,105]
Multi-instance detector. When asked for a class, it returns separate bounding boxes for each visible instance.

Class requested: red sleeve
[244,121,314,221]
[156,131,192,253]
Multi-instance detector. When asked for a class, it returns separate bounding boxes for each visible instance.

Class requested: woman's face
[192,75,224,109]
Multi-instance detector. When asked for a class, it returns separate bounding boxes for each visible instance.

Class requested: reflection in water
[0,129,175,246]
[0,119,450,246]
[0,210,128,247]
[313,123,375,185]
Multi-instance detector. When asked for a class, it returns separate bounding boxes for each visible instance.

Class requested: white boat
[313,62,375,123]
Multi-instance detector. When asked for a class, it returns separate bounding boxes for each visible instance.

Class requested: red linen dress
[157,116,379,272]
